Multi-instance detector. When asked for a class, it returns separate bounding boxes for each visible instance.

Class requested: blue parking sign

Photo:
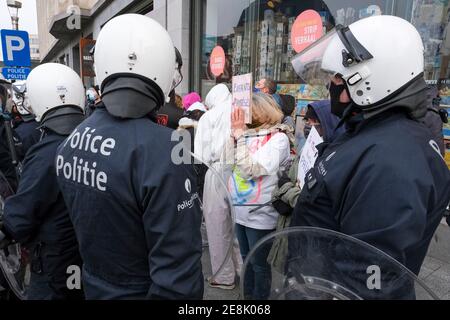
[1,29,31,67]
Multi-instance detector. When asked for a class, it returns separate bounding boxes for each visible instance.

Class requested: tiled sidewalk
[420,223,450,300]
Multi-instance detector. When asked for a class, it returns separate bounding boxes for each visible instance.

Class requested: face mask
[253,87,261,93]
[330,82,351,118]
[303,124,312,139]
[87,92,96,103]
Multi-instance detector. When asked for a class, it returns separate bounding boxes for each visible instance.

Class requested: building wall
[29,34,40,62]
[36,0,57,62]
[147,0,191,95]
[36,0,191,94]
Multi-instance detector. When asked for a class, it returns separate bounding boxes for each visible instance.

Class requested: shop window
[200,0,397,98]
[199,0,450,161]
[408,0,450,167]
[200,0,251,95]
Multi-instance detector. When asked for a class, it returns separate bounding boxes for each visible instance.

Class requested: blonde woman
[225,93,292,299]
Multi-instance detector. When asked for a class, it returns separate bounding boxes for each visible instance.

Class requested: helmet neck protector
[101,74,164,119]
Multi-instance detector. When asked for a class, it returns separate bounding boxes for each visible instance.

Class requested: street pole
[11,15,18,30]
[6,0,21,30]
[5,0,23,179]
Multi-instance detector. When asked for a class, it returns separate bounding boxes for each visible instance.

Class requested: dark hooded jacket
[309,100,345,143]
[56,77,204,300]
[290,77,450,299]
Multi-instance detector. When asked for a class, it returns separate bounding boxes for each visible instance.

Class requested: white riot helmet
[292,15,424,108]
[26,63,84,131]
[94,14,178,107]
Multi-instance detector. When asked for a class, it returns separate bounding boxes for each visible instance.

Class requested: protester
[159,90,185,129]
[278,94,296,128]
[85,86,101,117]
[175,93,184,109]
[182,92,202,112]
[177,102,208,209]
[56,14,203,300]
[225,93,291,300]
[0,63,85,300]
[289,15,450,293]
[255,78,283,108]
[194,84,242,290]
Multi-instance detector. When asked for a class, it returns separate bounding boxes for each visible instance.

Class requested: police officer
[0,75,18,190]
[290,15,450,285]
[56,14,203,300]
[0,63,85,300]
[11,82,42,160]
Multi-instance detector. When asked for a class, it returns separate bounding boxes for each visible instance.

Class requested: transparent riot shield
[0,172,30,300]
[241,227,438,300]
[188,151,240,294]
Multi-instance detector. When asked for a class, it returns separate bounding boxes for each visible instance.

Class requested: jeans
[235,224,273,300]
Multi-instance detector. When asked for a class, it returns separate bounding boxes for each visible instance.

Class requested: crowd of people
[0,13,449,301]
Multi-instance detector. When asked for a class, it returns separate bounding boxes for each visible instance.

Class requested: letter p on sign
[1,29,31,67]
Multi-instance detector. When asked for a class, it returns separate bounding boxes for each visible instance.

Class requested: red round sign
[210,46,226,77]
[291,10,323,53]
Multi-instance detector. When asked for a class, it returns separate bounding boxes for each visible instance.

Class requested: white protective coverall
[194,84,242,286]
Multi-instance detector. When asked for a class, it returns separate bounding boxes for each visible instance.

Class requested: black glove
[278,172,291,189]
[273,199,293,217]
[0,221,12,250]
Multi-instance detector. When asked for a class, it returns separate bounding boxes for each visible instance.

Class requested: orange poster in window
[291,10,323,53]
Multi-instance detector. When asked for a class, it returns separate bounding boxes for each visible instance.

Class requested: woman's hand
[231,107,247,140]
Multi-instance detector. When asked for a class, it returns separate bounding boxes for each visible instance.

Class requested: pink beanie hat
[183,92,202,111]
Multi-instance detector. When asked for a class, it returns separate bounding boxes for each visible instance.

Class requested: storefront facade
[189,0,450,165]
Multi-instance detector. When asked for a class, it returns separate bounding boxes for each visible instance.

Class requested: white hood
[194,84,232,164]
[204,83,231,110]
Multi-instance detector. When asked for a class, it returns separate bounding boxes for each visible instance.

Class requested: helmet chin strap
[335,102,358,129]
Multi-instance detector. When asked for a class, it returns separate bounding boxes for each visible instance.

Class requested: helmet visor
[291,25,373,87]
[171,67,183,92]
[291,29,339,87]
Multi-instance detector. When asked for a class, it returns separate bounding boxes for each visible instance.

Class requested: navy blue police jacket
[55,106,204,300]
[2,131,82,282]
[291,110,450,276]
[14,119,42,160]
